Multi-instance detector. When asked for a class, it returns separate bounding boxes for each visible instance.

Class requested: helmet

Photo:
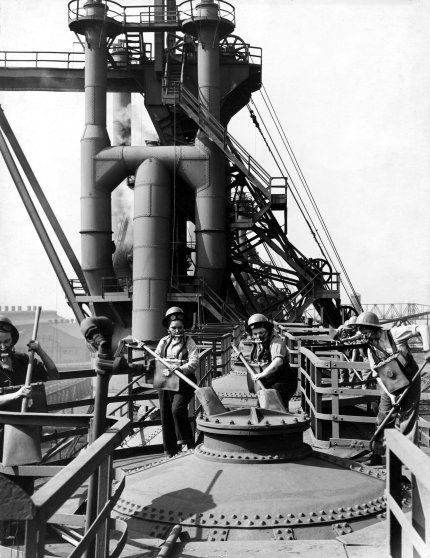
[162,306,185,328]
[246,313,274,333]
[344,316,357,329]
[356,311,382,329]
[0,315,19,345]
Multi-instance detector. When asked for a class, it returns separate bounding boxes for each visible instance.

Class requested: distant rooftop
[0,306,77,324]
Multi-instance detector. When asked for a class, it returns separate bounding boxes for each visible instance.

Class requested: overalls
[157,335,197,455]
[250,334,297,409]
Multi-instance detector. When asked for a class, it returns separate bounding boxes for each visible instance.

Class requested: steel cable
[259,84,361,308]
[251,84,361,309]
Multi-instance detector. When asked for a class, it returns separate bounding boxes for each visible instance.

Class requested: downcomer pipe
[194,1,225,291]
[80,2,114,295]
[94,144,225,292]
[132,158,171,341]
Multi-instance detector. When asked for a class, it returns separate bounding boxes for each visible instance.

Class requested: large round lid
[115,451,385,539]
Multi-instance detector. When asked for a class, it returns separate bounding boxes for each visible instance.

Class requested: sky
[0,0,429,319]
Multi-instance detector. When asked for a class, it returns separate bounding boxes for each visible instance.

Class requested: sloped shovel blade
[257,389,287,413]
[2,424,42,466]
[195,386,227,416]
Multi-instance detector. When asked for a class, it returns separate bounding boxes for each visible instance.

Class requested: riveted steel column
[110,49,132,396]
[132,158,171,341]
[196,1,220,119]
[194,1,226,291]
[80,1,114,295]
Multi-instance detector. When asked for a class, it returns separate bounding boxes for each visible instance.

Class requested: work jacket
[367,324,430,379]
[250,333,294,387]
[155,334,199,376]
[0,352,48,388]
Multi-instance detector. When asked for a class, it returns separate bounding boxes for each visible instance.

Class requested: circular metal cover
[116,451,385,532]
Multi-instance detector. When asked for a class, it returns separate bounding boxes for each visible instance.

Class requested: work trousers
[373,373,421,455]
[158,375,196,455]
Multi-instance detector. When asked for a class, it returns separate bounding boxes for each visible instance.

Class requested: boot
[363,453,383,466]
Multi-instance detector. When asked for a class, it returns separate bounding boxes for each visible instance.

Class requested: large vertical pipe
[196,0,221,119]
[80,1,113,295]
[193,1,226,292]
[110,48,132,395]
[132,158,171,341]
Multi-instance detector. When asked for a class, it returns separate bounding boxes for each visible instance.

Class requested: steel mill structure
[0,2,429,558]
[0,0,346,345]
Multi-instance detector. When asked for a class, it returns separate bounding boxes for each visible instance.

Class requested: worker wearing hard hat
[0,315,59,407]
[356,311,430,465]
[330,316,361,383]
[330,317,357,342]
[246,314,296,408]
[156,307,199,457]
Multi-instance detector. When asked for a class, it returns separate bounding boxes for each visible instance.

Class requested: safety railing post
[24,512,43,558]
[330,367,340,439]
[314,362,324,441]
[95,456,112,557]
[387,442,403,557]
[127,368,133,423]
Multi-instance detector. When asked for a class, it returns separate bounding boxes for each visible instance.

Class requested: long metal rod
[231,344,264,390]
[370,361,428,445]
[22,306,42,412]
[0,106,88,293]
[138,343,199,390]
[0,127,85,323]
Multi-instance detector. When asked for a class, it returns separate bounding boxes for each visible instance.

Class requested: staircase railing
[179,85,272,199]
[0,412,130,558]
[171,277,244,322]
[201,280,244,322]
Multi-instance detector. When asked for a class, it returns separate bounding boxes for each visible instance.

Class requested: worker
[0,315,59,407]
[0,315,59,545]
[246,314,296,409]
[156,307,199,457]
[330,317,358,384]
[332,316,368,385]
[356,311,430,465]
[331,317,356,342]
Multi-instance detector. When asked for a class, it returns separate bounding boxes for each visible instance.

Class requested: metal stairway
[162,60,182,104]
[124,31,146,66]
[179,85,273,200]
[178,85,342,325]
[169,278,245,323]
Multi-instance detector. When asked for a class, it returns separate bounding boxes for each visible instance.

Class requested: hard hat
[343,316,357,329]
[0,315,19,345]
[162,306,185,328]
[356,311,382,329]
[246,313,273,333]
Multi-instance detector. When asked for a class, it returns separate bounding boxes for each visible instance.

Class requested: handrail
[0,46,154,69]
[178,0,235,26]
[385,429,430,557]
[68,0,124,24]
[68,0,181,27]
[179,85,272,199]
[0,50,85,69]
[0,413,130,558]
[171,275,244,322]
[278,327,382,447]
[32,417,129,515]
